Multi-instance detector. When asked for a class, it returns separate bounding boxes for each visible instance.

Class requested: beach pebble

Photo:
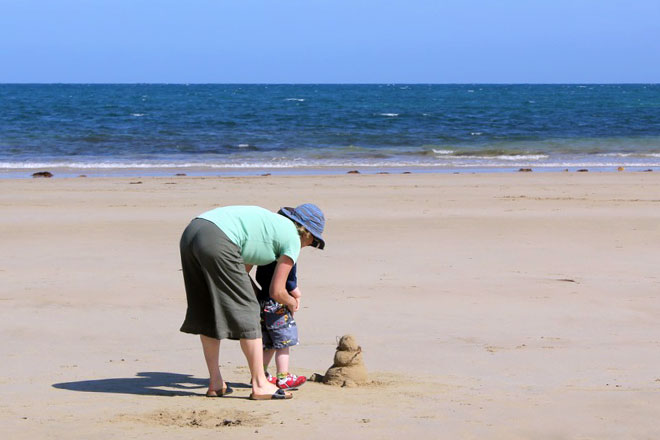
[32,171,53,178]
[518,168,533,172]
[347,170,360,174]
[175,173,186,176]
[577,169,589,172]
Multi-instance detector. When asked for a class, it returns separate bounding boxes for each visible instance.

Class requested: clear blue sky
[1,0,658,83]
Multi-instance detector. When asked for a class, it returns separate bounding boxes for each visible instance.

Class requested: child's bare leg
[275,347,290,376]
[263,348,276,371]
[200,335,224,393]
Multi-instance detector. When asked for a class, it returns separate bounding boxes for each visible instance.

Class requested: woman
[179,204,325,400]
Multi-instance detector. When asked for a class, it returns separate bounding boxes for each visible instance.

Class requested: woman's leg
[200,335,225,394]
[275,347,290,376]
[240,338,281,395]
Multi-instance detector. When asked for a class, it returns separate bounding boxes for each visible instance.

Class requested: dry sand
[1,172,659,439]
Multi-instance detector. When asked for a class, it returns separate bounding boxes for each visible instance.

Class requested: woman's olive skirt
[179,218,261,340]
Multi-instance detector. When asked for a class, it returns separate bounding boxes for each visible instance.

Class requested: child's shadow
[52,371,250,397]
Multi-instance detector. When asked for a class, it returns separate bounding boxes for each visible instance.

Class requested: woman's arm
[288,287,302,312]
[269,255,299,312]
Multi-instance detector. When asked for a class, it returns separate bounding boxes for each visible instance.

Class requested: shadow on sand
[52,371,249,397]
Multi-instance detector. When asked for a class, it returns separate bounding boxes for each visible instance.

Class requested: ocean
[1,84,659,177]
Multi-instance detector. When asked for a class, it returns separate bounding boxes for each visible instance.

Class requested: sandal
[205,383,233,397]
[249,388,292,400]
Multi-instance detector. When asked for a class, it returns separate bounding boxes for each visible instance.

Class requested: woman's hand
[287,296,300,313]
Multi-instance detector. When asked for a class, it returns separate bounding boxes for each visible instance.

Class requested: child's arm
[249,275,261,297]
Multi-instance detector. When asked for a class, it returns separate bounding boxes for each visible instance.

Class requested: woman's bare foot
[206,380,230,397]
[252,377,289,397]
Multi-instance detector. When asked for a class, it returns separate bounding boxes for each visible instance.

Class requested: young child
[255,260,307,390]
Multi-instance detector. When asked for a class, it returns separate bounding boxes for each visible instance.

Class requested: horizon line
[1,82,659,86]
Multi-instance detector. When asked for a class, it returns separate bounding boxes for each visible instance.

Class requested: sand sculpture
[321,334,368,387]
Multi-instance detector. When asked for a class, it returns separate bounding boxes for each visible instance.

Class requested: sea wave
[2,157,659,171]
[598,153,634,157]
[440,149,549,159]
[598,152,660,158]
[437,154,549,161]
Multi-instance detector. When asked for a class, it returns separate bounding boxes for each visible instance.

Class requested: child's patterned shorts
[260,298,299,350]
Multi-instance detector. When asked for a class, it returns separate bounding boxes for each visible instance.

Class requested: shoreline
[1,164,656,179]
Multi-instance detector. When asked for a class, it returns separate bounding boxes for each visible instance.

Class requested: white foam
[1,159,658,172]
[131,113,145,117]
[0,161,195,169]
[238,144,250,148]
[496,162,657,168]
[2,152,658,173]
[494,154,548,161]
[285,98,305,102]
[470,132,482,136]
[598,152,660,158]
[598,153,633,157]
[435,154,549,161]
[379,113,399,117]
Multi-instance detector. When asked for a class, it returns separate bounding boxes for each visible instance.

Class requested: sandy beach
[1,172,659,439]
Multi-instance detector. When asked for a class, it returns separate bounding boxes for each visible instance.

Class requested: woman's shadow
[52,372,249,397]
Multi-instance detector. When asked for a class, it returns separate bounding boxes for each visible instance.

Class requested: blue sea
[1,84,659,177]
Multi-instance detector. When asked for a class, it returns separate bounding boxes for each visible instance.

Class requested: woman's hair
[295,223,314,243]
